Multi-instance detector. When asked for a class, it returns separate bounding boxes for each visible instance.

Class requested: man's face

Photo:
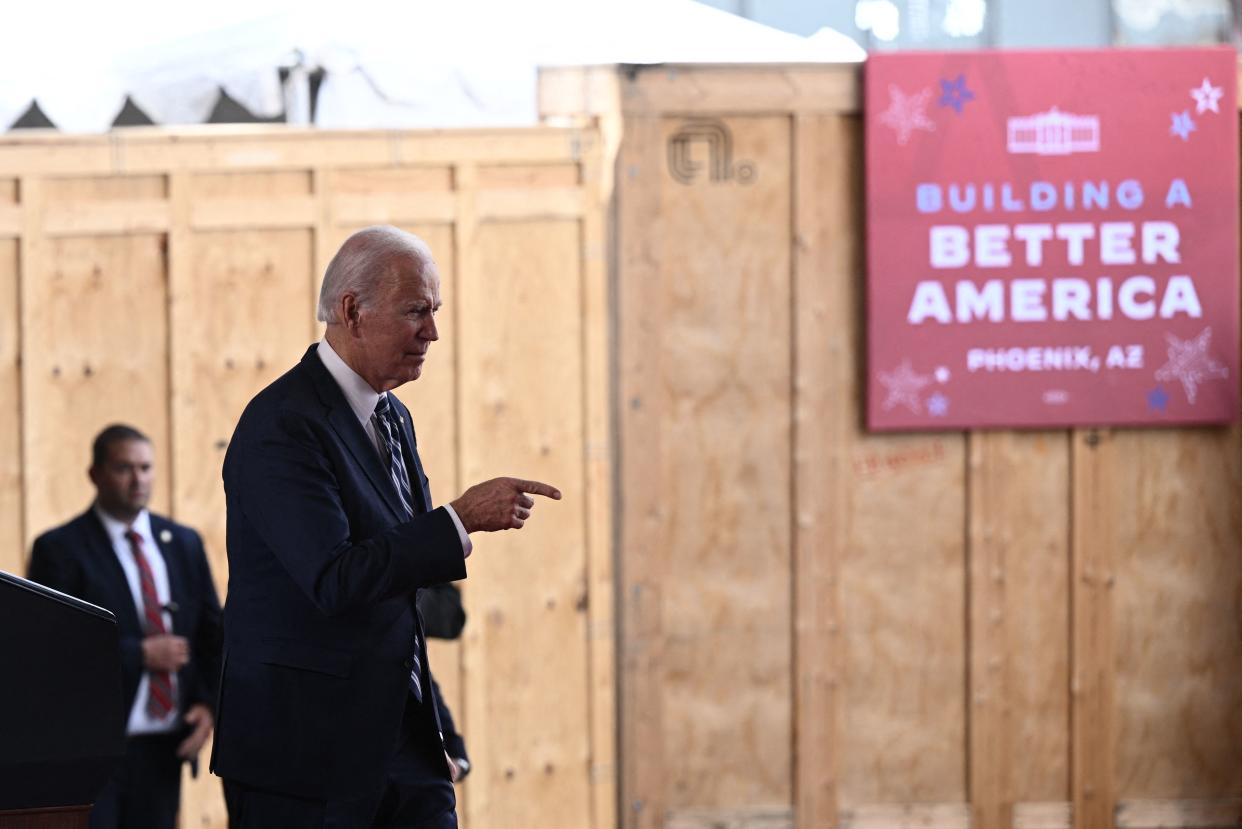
[90,439,154,520]
[356,257,442,391]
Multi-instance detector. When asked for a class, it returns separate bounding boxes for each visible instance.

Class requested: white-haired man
[211,226,559,828]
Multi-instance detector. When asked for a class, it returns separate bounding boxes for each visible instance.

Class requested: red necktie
[125,529,175,718]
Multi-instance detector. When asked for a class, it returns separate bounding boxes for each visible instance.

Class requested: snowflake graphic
[879,84,936,146]
[1190,77,1223,115]
[879,360,932,413]
[1154,327,1229,405]
[1170,110,1196,141]
[927,393,950,417]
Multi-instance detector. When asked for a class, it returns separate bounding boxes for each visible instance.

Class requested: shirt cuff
[443,504,473,559]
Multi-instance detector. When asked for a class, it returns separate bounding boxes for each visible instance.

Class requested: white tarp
[2,0,863,132]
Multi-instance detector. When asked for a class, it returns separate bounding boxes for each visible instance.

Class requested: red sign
[866,49,1239,430]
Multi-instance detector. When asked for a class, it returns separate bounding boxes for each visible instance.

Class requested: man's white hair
[317,226,434,324]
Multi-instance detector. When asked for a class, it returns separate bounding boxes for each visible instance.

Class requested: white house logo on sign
[1007,108,1101,156]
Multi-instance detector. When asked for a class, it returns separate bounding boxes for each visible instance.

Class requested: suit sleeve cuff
[443,504,473,559]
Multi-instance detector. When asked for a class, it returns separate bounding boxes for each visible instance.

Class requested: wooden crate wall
[0,127,614,829]
[540,63,1242,829]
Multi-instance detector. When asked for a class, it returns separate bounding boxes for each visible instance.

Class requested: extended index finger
[513,479,562,500]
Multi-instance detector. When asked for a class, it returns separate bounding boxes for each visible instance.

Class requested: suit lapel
[150,517,185,632]
[329,407,408,519]
[302,344,435,518]
[301,344,409,519]
[83,510,144,633]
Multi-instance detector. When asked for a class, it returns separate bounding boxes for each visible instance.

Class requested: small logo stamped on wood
[667,120,756,185]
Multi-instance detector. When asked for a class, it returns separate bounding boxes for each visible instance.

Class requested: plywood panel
[0,237,20,576]
[170,228,314,593]
[22,232,170,542]
[839,431,967,805]
[173,228,315,829]
[969,432,1071,829]
[459,219,591,828]
[1109,428,1242,797]
[618,114,794,827]
[0,126,603,829]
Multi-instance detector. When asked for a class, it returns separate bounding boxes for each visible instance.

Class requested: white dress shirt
[94,505,180,735]
[317,337,472,557]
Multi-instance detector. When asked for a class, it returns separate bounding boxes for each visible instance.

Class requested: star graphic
[1170,110,1196,141]
[879,360,932,413]
[938,74,975,115]
[1147,386,1170,413]
[1154,327,1229,405]
[879,84,936,146]
[1190,77,1223,115]
[927,393,950,417]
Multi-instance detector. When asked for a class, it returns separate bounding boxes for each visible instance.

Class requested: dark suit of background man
[211,225,561,829]
[27,424,223,829]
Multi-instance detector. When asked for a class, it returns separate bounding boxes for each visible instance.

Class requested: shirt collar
[94,504,152,544]
[317,336,383,427]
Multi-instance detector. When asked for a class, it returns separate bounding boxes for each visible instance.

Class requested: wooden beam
[1116,798,1242,828]
[616,114,667,829]
[475,187,585,221]
[1071,429,1117,829]
[792,112,847,829]
[839,803,972,829]
[42,199,170,237]
[578,133,617,829]
[0,128,589,177]
[620,64,860,116]
[968,432,1012,829]
[331,192,457,226]
[1013,802,1071,829]
[190,198,317,230]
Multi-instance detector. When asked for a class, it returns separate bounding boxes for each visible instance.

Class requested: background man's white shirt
[94,505,179,735]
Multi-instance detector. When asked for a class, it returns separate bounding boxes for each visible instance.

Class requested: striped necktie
[125,528,175,718]
[371,393,423,702]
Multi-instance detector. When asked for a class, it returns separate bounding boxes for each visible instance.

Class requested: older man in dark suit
[211,225,559,828]
[27,424,223,829]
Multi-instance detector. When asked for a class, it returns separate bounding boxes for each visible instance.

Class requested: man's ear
[341,293,362,333]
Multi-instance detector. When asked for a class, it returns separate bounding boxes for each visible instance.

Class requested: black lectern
[0,570,125,828]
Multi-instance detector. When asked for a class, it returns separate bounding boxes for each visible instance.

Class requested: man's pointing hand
[450,477,562,533]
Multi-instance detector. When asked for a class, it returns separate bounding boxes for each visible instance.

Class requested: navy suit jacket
[210,344,467,800]
[27,509,223,733]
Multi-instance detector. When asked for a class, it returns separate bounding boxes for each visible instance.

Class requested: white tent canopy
[3,0,864,132]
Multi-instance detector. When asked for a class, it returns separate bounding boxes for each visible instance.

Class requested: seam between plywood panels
[579,132,618,829]
[452,161,478,829]
[16,176,41,555]
[167,172,190,521]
